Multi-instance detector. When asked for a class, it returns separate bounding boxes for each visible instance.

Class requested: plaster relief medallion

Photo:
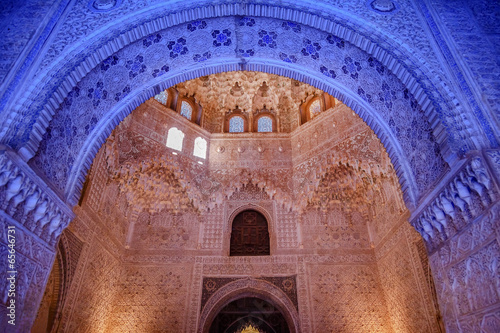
[201,179,213,191]
[88,0,120,12]
[187,29,213,54]
[216,146,225,153]
[278,146,284,152]
[204,279,217,292]
[367,0,399,14]
[237,146,245,153]
[257,146,264,153]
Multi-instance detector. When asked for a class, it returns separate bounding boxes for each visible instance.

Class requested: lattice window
[229,116,244,132]
[166,127,184,151]
[309,99,321,118]
[230,210,270,256]
[180,101,192,120]
[257,116,273,132]
[193,137,207,159]
[154,90,168,105]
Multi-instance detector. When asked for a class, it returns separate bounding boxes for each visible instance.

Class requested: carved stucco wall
[375,218,442,333]
[0,1,499,332]
[409,150,500,332]
[308,262,392,332]
[426,0,500,139]
[0,214,57,332]
[0,0,59,87]
[105,263,192,332]
[46,92,442,332]
[52,206,121,333]
[428,203,500,332]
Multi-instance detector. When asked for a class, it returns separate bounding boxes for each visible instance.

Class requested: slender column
[0,146,74,332]
[410,150,500,332]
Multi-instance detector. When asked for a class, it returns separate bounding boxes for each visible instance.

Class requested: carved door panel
[230,210,270,256]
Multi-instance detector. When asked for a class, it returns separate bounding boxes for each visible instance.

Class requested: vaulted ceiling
[173,71,331,132]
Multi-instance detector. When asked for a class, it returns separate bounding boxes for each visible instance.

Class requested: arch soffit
[10,3,462,158]
[22,14,454,211]
[56,60,421,210]
[199,278,300,333]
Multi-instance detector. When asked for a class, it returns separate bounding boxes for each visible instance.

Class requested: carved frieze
[200,276,298,312]
[411,155,497,252]
[0,147,74,245]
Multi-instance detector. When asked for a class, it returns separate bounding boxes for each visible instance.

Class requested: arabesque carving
[411,156,496,252]
[0,147,74,245]
[31,73,446,333]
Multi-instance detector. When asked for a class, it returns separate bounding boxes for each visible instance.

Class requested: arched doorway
[200,278,300,333]
[209,297,289,333]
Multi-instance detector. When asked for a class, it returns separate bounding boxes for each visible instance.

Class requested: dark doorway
[230,210,270,256]
[209,297,289,333]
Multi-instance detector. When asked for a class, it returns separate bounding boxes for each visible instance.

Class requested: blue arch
[8,13,454,211]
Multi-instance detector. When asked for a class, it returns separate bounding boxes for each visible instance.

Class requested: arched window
[193,137,207,159]
[166,127,184,151]
[180,101,192,120]
[154,90,169,105]
[229,116,245,133]
[309,99,321,118]
[257,116,273,132]
[230,210,270,256]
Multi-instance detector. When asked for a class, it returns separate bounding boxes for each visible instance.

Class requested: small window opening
[257,116,273,132]
[193,137,207,159]
[229,116,245,133]
[154,90,169,105]
[180,101,192,120]
[166,127,184,151]
[309,99,321,118]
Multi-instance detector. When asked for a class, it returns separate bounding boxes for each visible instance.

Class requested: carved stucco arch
[223,203,276,256]
[21,14,453,213]
[198,278,300,333]
[37,60,426,213]
[6,1,472,160]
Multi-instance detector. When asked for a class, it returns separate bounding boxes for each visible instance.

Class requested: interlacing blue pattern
[180,101,192,120]
[33,16,446,196]
[229,117,244,133]
[257,116,273,132]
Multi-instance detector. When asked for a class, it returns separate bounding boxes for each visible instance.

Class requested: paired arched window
[257,116,273,132]
[166,127,184,151]
[180,101,192,120]
[252,107,276,133]
[230,210,270,256]
[300,93,337,124]
[308,99,321,119]
[193,137,207,159]
[229,116,245,133]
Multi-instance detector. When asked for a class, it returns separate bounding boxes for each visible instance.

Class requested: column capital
[410,149,499,253]
[0,145,74,246]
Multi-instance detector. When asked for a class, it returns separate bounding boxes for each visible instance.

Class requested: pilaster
[410,149,500,332]
[0,145,74,332]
